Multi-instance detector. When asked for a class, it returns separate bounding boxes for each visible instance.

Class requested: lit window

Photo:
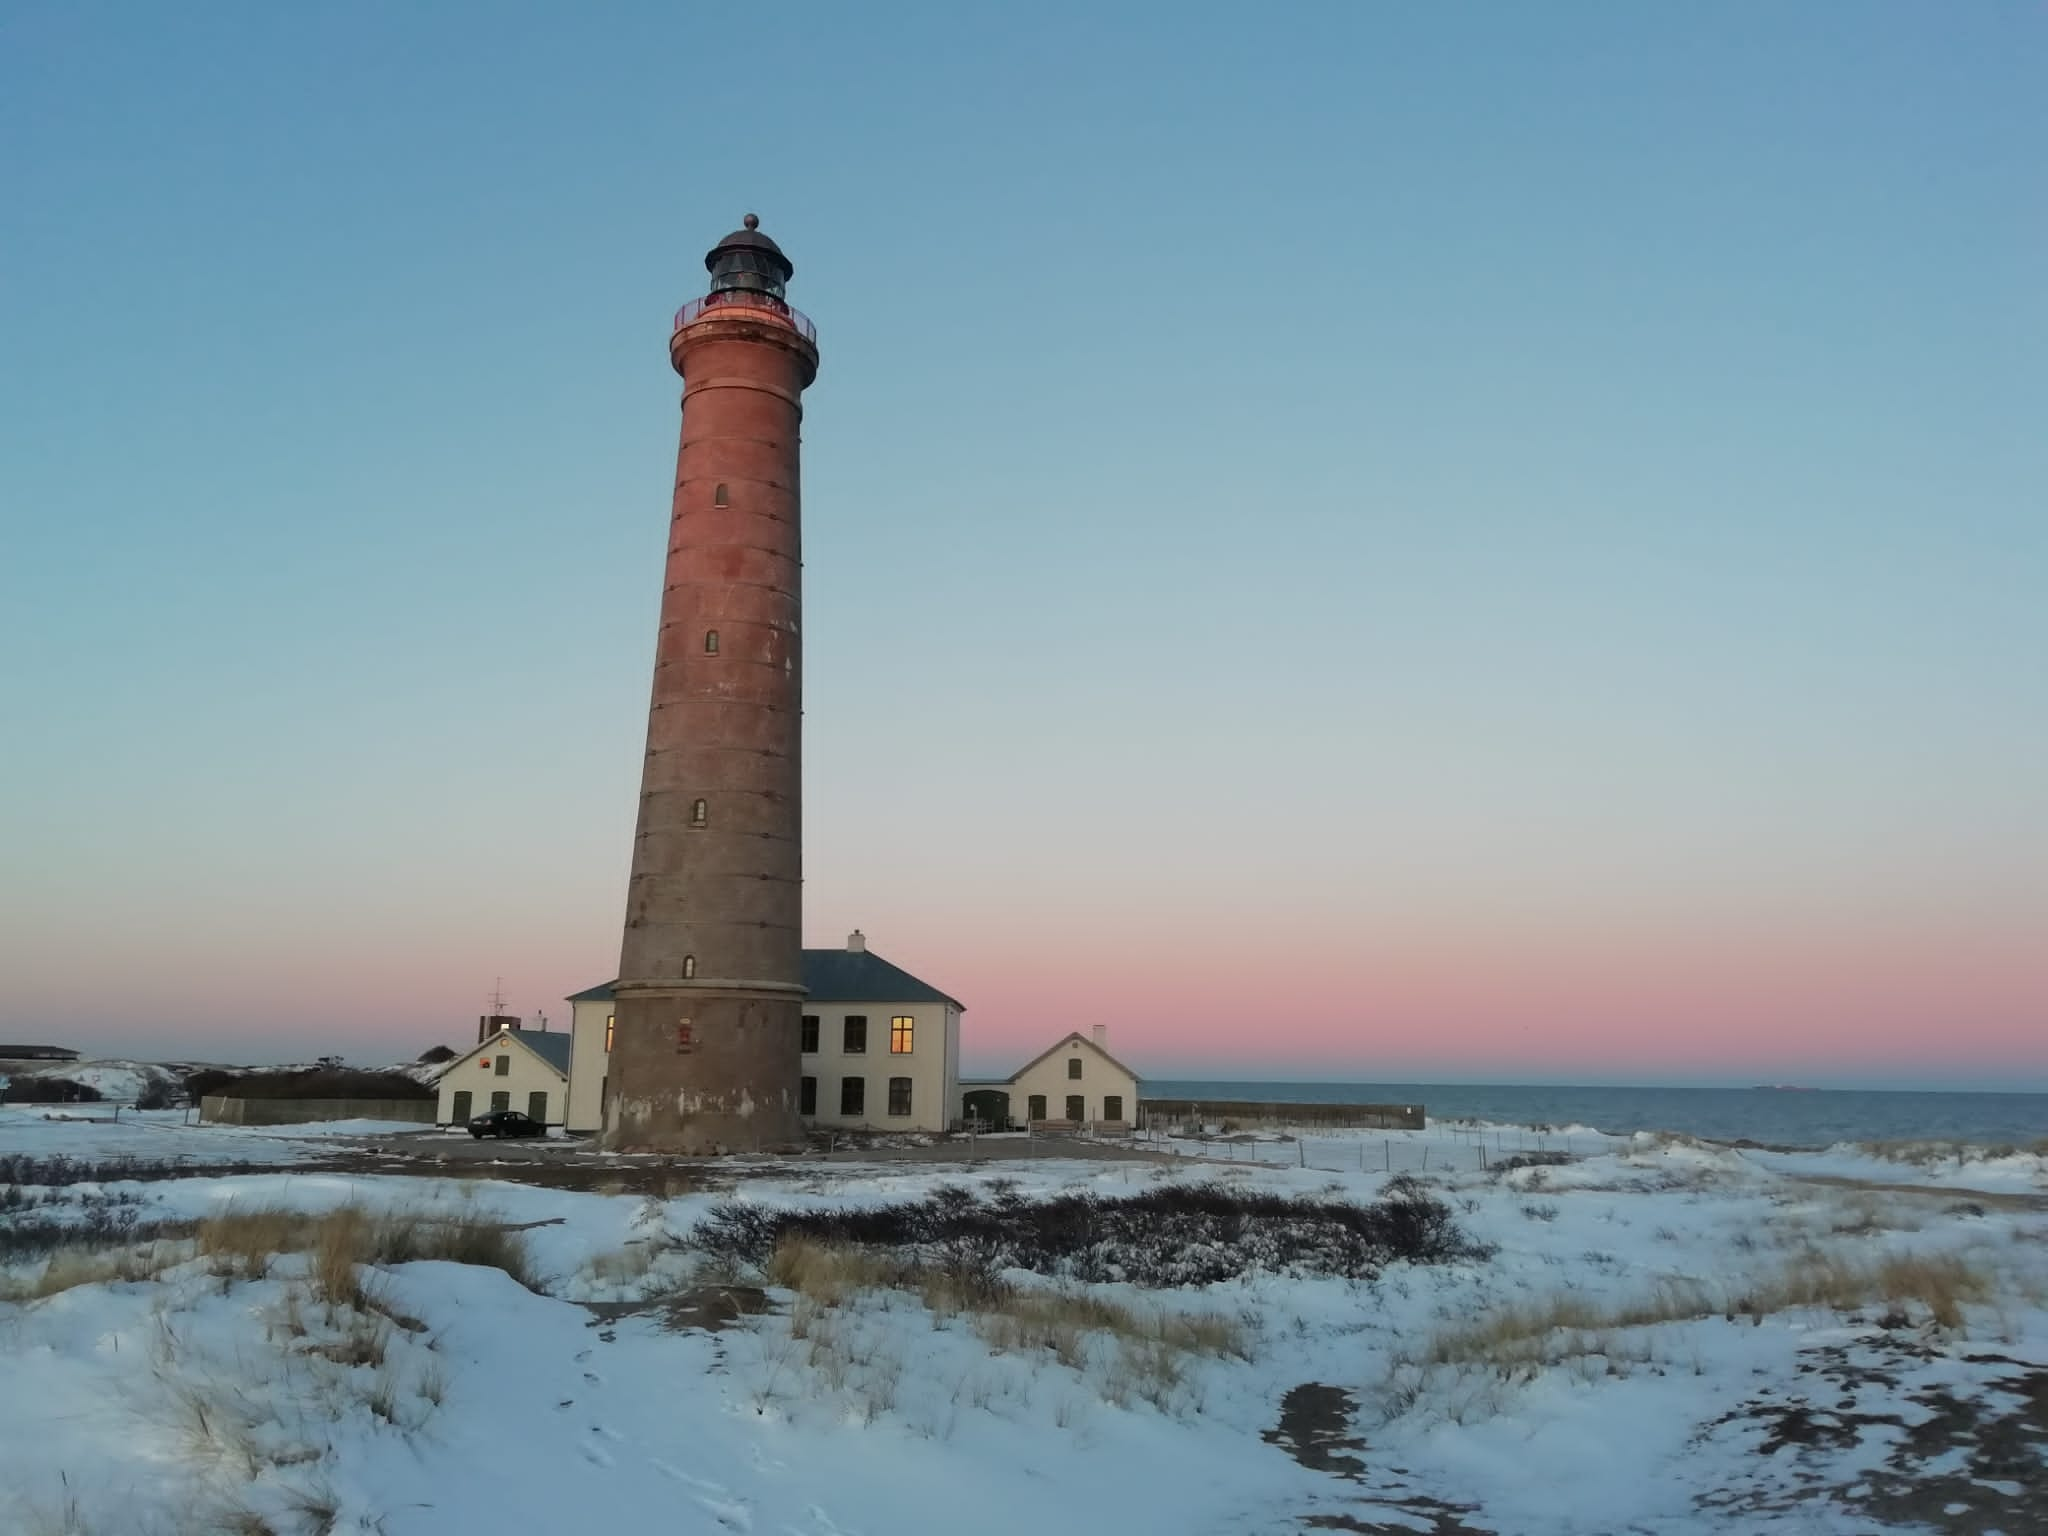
[1067,1057,1082,1080]
[704,630,719,654]
[682,955,696,979]
[604,1015,615,1053]
[714,483,729,507]
[690,799,708,827]
[890,1016,914,1054]
[888,1077,912,1116]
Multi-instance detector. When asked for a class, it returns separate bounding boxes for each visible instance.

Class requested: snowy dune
[2,1111,2044,1535]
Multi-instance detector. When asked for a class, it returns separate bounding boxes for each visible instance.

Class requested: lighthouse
[604,215,819,1152]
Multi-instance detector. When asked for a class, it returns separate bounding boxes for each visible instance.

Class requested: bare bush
[134,1079,180,1111]
[698,1176,1484,1286]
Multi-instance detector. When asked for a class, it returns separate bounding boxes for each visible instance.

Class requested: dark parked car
[468,1109,545,1139]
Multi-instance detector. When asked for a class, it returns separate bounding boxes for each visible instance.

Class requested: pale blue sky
[2,4,2043,1086]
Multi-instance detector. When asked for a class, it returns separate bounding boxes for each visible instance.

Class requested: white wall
[800,1000,954,1133]
[1004,1035,1138,1127]
[564,999,613,1133]
[436,1032,568,1126]
[943,1007,961,1133]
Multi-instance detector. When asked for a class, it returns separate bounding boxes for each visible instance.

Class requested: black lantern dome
[705,213,793,300]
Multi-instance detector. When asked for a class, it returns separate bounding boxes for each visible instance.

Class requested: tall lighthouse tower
[604,215,819,1152]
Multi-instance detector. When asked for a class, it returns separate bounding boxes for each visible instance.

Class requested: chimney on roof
[846,929,866,954]
[1092,1024,1107,1050]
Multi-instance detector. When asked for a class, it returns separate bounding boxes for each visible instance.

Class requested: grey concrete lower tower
[603,215,819,1152]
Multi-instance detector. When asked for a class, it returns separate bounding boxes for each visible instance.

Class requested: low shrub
[1492,1152,1572,1173]
[696,1175,1486,1286]
[0,1153,238,1186]
[134,1080,180,1111]
[0,1202,176,1263]
[1,1077,102,1104]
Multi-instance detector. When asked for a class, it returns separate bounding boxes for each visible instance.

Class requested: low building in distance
[0,1044,81,1063]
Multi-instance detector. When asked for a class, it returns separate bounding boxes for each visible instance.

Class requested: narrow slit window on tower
[690,798,708,827]
[713,483,729,507]
[682,955,696,979]
[704,630,719,654]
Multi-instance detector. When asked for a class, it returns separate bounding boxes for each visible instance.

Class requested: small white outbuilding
[433,1027,572,1126]
[960,1026,1141,1131]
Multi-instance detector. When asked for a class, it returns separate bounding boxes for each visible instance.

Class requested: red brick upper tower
[604,215,819,1152]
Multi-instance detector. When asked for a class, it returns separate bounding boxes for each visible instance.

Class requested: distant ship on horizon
[1754,1084,1822,1092]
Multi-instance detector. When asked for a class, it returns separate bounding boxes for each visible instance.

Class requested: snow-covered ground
[1748,1138,2048,1193]
[3,1113,2043,1535]
[0,1105,332,1165]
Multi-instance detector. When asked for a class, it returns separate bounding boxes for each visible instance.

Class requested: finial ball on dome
[743,213,759,230]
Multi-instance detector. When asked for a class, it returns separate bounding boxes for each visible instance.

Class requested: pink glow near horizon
[933,917,2046,1084]
[13,906,2043,1088]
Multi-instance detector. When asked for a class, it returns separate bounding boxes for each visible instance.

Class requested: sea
[1144,1080,2048,1149]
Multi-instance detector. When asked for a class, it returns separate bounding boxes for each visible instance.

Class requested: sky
[2,4,2043,1089]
